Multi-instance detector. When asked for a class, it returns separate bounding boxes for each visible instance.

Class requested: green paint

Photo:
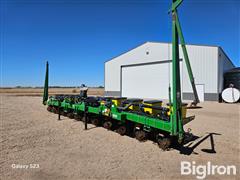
[73,103,85,112]
[43,61,49,105]
[175,12,200,104]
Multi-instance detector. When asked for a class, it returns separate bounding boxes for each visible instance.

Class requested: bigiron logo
[181,161,237,179]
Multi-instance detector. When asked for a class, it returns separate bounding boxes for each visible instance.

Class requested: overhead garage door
[121,61,182,99]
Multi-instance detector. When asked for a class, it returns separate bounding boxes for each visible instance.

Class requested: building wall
[218,48,235,95]
[181,45,219,101]
[105,42,221,101]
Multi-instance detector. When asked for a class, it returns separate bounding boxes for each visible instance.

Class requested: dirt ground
[0,95,239,180]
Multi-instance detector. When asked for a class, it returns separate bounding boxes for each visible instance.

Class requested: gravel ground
[0,95,239,180]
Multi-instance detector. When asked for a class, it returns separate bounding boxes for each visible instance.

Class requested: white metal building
[104,42,235,101]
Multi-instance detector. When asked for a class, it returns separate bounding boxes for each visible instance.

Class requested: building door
[196,84,205,102]
[121,61,182,100]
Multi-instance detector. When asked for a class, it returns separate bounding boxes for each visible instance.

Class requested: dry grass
[0,88,104,96]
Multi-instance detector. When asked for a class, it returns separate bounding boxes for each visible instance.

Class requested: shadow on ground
[53,112,221,156]
[173,132,221,155]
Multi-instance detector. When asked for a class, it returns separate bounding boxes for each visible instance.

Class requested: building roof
[225,67,240,73]
[105,41,235,67]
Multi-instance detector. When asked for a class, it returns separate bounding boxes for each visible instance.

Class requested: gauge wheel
[116,125,127,136]
[91,118,100,126]
[135,130,147,141]
[60,111,66,116]
[74,114,82,121]
[52,107,58,114]
[47,106,52,112]
[103,121,112,130]
[157,137,171,151]
[67,113,74,119]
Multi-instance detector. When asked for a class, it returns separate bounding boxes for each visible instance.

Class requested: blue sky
[1,0,239,87]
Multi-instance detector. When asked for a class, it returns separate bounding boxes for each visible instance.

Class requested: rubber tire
[116,126,127,136]
[103,121,112,130]
[91,118,100,126]
[135,130,147,141]
[157,137,171,151]
[67,113,74,119]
